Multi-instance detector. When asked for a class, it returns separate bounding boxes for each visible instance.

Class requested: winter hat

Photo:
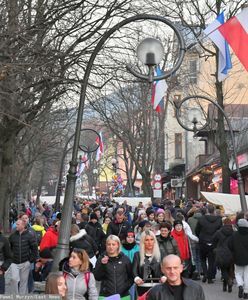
[126,230,135,238]
[156,208,165,215]
[40,249,53,259]
[237,218,248,228]
[89,212,98,220]
[173,219,183,227]
[139,220,151,229]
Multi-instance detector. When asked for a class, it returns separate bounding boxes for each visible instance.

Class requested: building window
[175,133,182,159]
[189,60,197,84]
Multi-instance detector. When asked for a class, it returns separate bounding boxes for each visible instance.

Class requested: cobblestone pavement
[200,272,239,300]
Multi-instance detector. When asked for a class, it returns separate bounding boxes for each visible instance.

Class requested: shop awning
[200,191,248,215]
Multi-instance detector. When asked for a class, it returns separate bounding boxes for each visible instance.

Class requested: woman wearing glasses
[94,235,133,300]
[63,248,98,300]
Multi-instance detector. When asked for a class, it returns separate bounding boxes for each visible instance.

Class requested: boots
[238,286,244,298]
[223,280,227,292]
[227,284,232,293]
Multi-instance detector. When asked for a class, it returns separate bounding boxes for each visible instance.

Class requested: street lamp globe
[137,38,164,66]
[93,168,98,174]
[111,158,117,166]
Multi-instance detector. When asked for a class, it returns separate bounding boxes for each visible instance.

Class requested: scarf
[122,242,136,250]
[171,229,190,261]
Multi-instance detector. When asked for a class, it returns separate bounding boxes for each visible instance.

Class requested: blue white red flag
[151,66,167,113]
[204,12,232,81]
[218,7,248,72]
[96,132,104,161]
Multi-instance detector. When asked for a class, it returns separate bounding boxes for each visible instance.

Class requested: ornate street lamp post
[174,95,247,212]
[52,14,185,270]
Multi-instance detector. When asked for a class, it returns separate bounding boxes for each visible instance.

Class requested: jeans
[191,242,201,274]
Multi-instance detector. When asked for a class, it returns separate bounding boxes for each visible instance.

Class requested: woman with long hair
[45,272,67,299]
[62,249,98,300]
[132,230,164,296]
[94,235,133,300]
[164,209,174,226]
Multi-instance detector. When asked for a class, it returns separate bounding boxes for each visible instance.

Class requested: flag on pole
[218,7,248,72]
[151,66,168,113]
[96,132,104,161]
[76,153,88,177]
[204,12,232,81]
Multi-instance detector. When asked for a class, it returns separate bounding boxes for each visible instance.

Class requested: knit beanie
[173,219,183,227]
[237,218,248,228]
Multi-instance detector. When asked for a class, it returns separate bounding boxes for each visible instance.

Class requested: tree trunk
[0,133,15,232]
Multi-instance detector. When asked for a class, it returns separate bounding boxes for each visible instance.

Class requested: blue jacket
[121,244,139,263]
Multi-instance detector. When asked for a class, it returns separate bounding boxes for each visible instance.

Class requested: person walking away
[228,218,248,299]
[147,254,205,300]
[195,204,222,283]
[212,217,234,293]
[40,221,60,252]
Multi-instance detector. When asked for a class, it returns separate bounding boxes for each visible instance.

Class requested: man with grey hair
[147,254,205,300]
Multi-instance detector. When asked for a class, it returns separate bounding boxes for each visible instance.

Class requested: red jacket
[40,227,58,252]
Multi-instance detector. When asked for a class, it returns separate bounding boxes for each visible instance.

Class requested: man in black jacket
[107,210,131,243]
[147,255,205,300]
[9,219,38,294]
[195,204,222,283]
[0,230,12,294]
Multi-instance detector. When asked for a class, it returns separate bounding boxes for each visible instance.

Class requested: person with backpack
[213,217,234,293]
[62,248,98,300]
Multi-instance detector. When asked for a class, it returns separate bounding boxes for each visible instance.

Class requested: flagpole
[52,14,185,271]
[174,95,247,212]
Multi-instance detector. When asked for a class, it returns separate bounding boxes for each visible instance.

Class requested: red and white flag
[151,67,167,113]
[76,153,88,176]
[96,132,104,161]
[219,7,248,71]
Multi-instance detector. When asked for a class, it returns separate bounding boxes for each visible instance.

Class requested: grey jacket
[64,270,98,300]
[147,278,205,300]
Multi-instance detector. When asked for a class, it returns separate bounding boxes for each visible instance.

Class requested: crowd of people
[0,197,248,300]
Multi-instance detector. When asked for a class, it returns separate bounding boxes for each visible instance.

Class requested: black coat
[213,225,233,267]
[228,227,248,266]
[195,214,222,243]
[106,220,131,242]
[69,229,98,258]
[85,222,106,253]
[94,252,133,297]
[132,252,162,281]
[9,229,38,264]
[0,232,12,271]
[147,278,206,300]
